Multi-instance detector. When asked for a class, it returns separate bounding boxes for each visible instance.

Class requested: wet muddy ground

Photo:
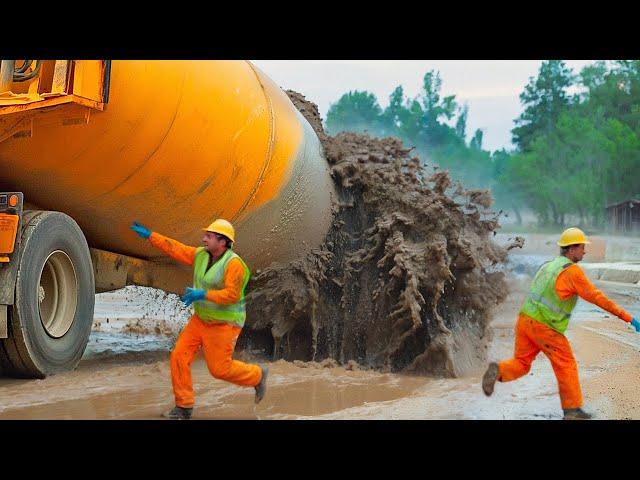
[1,270,638,420]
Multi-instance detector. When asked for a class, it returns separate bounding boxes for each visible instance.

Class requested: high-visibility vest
[520,256,578,334]
[192,247,250,327]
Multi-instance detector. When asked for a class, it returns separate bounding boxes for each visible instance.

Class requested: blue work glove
[130,221,151,239]
[631,317,640,333]
[181,287,206,307]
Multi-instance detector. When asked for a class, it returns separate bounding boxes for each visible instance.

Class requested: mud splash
[240,91,522,377]
[93,286,191,338]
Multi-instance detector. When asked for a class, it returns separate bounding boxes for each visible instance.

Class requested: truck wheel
[0,211,94,378]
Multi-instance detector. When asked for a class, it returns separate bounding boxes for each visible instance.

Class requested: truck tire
[0,211,94,378]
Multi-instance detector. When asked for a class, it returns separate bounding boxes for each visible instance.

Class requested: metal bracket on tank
[0,114,33,143]
[61,108,91,126]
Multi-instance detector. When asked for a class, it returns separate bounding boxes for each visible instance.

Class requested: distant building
[606,199,640,233]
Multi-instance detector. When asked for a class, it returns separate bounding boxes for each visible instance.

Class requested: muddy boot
[563,408,592,420]
[482,362,499,396]
[162,406,193,420]
[254,365,269,404]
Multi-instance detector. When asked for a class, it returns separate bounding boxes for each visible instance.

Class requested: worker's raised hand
[631,317,640,333]
[181,287,206,307]
[130,221,151,239]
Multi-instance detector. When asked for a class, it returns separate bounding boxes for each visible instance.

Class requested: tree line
[325,61,640,229]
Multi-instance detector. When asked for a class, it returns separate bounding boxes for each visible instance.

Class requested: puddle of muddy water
[207,371,426,419]
[0,358,427,420]
[0,388,173,420]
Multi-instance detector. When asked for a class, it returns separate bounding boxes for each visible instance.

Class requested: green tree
[419,70,458,147]
[326,90,383,135]
[512,60,575,152]
[380,86,406,137]
[399,99,425,145]
[455,104,468,142]
[580,61,640,133]
[470,128,484,150]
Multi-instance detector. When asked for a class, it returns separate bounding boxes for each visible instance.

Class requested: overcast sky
[252,60,597,153]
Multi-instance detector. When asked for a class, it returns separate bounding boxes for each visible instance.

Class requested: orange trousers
[170,315,262,408]
[498,314,582,409]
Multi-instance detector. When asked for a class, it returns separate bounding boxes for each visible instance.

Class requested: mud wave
[240,91,522,377]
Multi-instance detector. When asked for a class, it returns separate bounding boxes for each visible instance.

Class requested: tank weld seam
[232,62,276,223]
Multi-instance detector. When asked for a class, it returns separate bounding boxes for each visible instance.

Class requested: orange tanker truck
[0,60,334,378]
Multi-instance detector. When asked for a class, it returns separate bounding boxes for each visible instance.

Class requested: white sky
[252,60,597,152]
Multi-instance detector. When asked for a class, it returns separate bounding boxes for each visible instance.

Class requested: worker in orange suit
[131,218,268,420]
[482,227,640,420]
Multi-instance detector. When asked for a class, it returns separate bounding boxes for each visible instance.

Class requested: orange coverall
[498,264,633,409]
[150,232,262,408]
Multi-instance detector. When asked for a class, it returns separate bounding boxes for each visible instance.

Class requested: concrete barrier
[496,232,640,285]
[581,263,640,284]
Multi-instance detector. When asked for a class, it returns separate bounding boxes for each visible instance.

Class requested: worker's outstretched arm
[181,258,247,306]
[130,221,197,266]
[149,232,197,266]
[556,265,633,323]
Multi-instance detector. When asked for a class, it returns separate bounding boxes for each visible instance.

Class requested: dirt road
[0,273,637,420]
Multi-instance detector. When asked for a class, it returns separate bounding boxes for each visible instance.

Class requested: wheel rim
[38,250,78,338]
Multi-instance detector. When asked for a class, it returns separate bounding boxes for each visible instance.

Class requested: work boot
[162,406,193,420]
[482,362,499,396]
[563,408,592,420]
[254,365,269,404]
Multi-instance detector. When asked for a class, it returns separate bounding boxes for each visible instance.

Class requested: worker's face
[568,244,586,262]
[202,231,227,255]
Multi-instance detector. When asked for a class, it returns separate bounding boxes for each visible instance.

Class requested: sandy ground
[0,273,638,420]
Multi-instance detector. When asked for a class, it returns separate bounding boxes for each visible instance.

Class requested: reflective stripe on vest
[520,256,578,334]
[192,248,250,327]
[526,292,572,320]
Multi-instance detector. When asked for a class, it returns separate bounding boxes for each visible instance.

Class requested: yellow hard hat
[557,227,591,247]
[203,218,235,243]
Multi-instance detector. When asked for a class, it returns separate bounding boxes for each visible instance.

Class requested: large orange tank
[0,59,335,378]
[0,60,334,273]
